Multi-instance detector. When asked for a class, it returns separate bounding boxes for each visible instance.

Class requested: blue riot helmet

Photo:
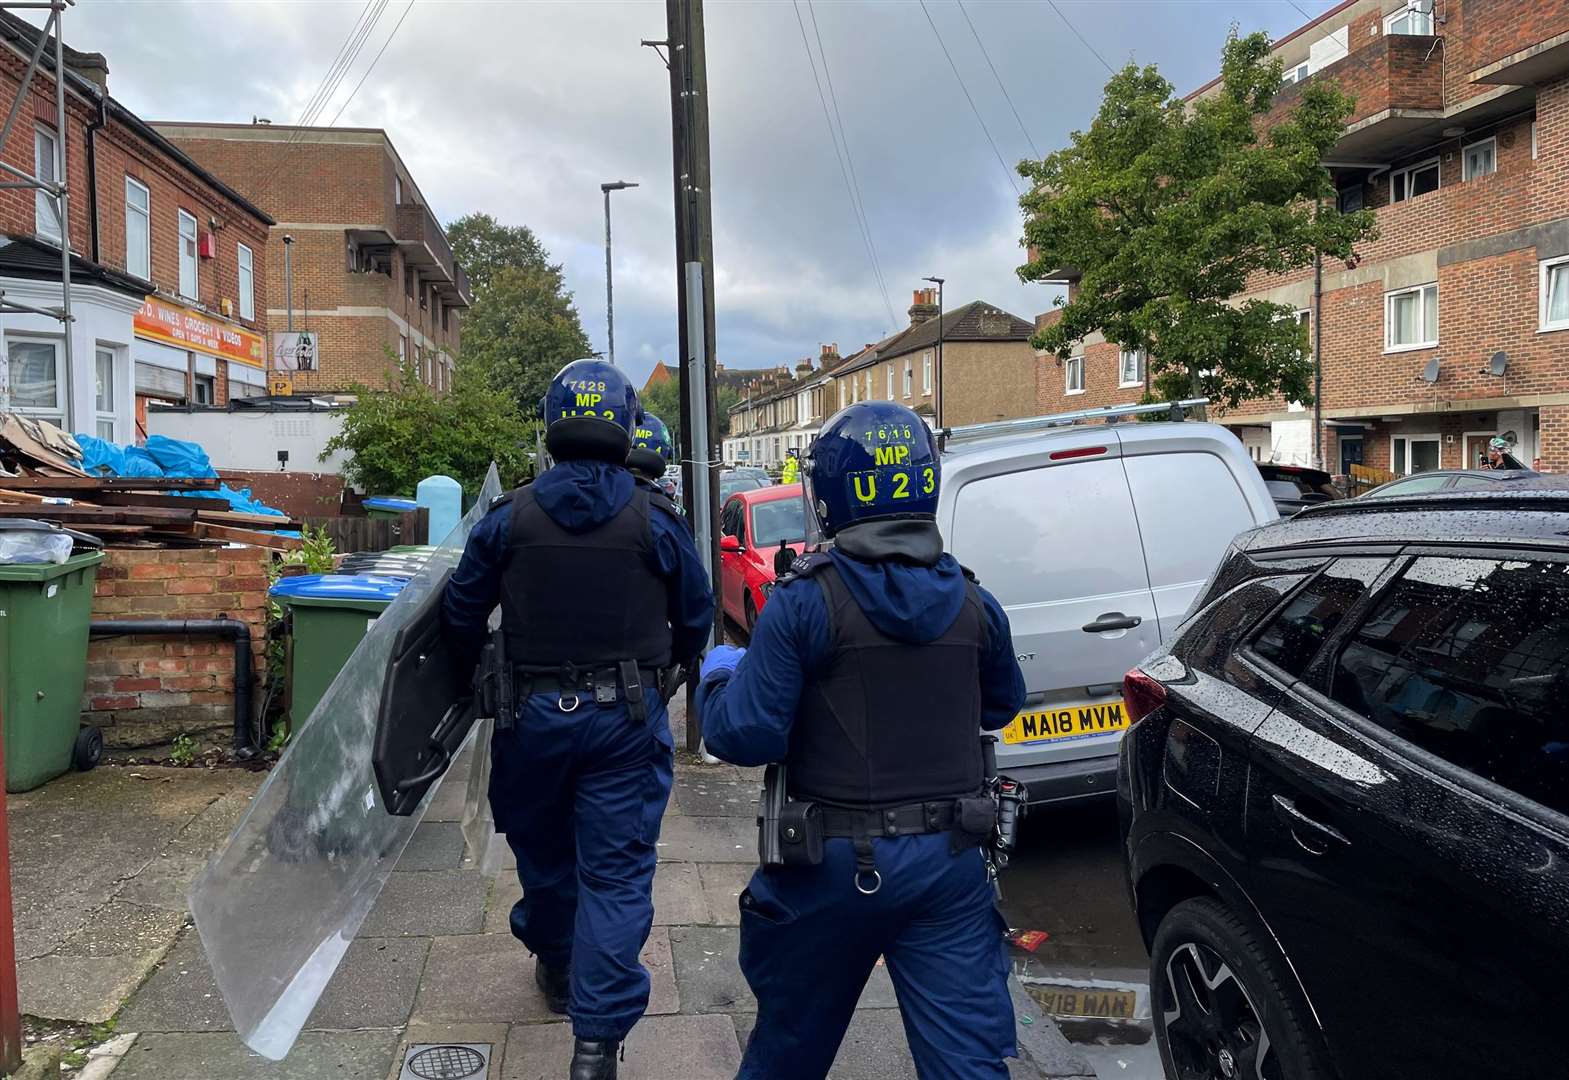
[541,358,642,463]
[804,401,939,539]
[628,413,674,481]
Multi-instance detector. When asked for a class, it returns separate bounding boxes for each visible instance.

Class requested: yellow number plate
[1034,986,1139,1020]
[1001,701,1129,745]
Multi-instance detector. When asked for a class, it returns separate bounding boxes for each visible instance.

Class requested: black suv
[1118,481,1569,1080]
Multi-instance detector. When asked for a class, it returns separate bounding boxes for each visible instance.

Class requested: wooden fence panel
[301,508,429,553]
[1348,463,1397,496]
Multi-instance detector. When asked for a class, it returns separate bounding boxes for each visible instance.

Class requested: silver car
[937,419,1277,804]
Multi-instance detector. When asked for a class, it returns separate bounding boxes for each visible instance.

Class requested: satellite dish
[1420,358,1440,384]
[1489,351,1509,377]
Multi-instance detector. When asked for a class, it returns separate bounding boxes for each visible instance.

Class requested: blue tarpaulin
[72,433,290,531]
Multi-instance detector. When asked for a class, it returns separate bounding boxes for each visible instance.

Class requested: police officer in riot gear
[696,400,1027,1080]
[627,413,679,505]
[443,360,713,1080]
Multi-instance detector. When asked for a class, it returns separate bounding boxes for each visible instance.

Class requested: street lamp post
[601,181,639,366]
[923,275,945,427]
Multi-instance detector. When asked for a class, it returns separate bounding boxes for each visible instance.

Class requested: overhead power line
[1044,0,1115,76]
[1285,0,1315,22]
[916,0,1021,196]
[251,0,390,203]
[791,0,898,328]
[955,0,1039,159]
[328,0,418,127]
[805,1,895,328]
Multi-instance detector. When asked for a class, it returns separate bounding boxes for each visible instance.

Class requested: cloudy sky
[65,0,1337,388]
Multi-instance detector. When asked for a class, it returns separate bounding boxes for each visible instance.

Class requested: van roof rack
[938,398,1209,449]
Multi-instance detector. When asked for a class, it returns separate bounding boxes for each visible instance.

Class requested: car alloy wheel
[1161,941,1277,1080]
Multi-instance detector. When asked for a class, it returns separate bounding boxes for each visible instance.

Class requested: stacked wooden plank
[0,476,304,550]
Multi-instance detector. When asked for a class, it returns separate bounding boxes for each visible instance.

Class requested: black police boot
[533,960,569,1015]
[568,1039,619,1080]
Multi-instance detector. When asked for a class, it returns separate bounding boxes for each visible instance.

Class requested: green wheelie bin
[0,551,106,792]
[270,574,406,724]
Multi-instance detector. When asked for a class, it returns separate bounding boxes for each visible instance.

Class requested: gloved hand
[700,645,746,682]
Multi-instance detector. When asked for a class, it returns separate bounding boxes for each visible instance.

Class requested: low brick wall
[83,548,271,750]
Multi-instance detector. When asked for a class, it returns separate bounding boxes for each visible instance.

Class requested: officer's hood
[533,460,635,533]
[826,520,968,644]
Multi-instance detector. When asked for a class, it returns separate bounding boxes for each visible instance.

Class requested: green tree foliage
[324,354,536,495]
[639,373,742,452]
[447,212,593,412]
[1018,31,1376,409]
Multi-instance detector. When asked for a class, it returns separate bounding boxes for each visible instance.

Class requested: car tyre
[744,593,758,634]
[1150,897,1332,1080]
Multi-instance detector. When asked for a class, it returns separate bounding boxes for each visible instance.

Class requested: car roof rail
[938,398,1209,450]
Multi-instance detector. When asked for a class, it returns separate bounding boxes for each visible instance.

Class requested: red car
[718,483,807,631]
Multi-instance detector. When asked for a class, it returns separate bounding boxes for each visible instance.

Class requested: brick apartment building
[0,12,273,442]
[152,123,470,394]
[1036,0,1569,476]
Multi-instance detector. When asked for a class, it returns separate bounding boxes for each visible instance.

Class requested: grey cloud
[67,0,1337,387]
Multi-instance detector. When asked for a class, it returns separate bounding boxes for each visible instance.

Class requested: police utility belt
[474,631,684,731]
[757,755,1027,895]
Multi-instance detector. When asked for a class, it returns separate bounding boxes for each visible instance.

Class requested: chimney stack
[908,287,939,326]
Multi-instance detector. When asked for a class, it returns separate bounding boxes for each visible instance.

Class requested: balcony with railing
[394,202,472,307]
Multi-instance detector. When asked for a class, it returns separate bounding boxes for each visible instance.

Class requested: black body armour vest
[498,484,673,671]
[786,558,987,808]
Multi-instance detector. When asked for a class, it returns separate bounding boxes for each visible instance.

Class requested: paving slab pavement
[29,698,1090,1078]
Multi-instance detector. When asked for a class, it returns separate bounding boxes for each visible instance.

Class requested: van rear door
[946,450,1159,777]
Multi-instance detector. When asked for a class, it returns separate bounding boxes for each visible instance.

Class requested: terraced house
[1037,0,1569,475]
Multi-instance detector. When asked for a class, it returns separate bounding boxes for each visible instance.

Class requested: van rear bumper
[1004,753,1118,805]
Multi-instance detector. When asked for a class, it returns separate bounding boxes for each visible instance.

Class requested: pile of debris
[0,414,301,551]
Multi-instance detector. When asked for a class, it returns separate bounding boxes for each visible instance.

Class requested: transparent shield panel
[187,466,503,1061]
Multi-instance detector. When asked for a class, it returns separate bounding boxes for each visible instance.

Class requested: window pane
[1252,558,1388,678]
[1393,436,1408,472]
[1391,292,1419,344]
[1548,264,1569,324]
[125,180,150,279]
[95,348,114,412]
[8,340,59,411]
[238,245,254,321]
[1332,557,1569,815]
[178,212,198,298]
[96,419,114,441]
[34,128,59,240]
[1423,285,1438,342]
[1412,440,1440,472]
[1411,164,1439,197]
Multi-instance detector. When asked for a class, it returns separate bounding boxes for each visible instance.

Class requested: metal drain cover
[400,1043,491,1080]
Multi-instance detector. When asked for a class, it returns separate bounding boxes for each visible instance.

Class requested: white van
[937,409,1277,804]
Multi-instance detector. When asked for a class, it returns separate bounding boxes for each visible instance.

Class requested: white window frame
[1384,282,1439,352]
[1065,354,1085,395]
[6,336,66,427]
[903,358,913,397]
[394,175,403,204]
[1539,255,1569,333]
[94,345,117,441]
[865,370,872,399]
[1118,347,1145,388]
[125,177,150,279]
[1282,61,1310,86]
[237,242,255,321]
[1390,157,1440,203]
[922,351,932,393]
[191,373,215,405]
[1462,137,1496,181]
[177,209,199,300]
[885,365,893,398]
[33,125,60,243]
[398,334,407,364]
[1390,433,1441,476]
[1385,3,1434,35]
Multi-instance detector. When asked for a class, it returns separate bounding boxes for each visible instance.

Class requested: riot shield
[187,466,502,1061]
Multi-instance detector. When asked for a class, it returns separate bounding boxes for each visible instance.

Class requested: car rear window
[1123,452,1260,588]
[1330,556,1569,817]
[1251,558,1389,679]
[951,458,1149,601]
[751,498,805,547]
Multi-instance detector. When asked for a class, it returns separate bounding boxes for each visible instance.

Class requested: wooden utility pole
[664,0,721,753]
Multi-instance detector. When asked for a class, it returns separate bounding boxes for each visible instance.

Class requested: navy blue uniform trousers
[490,691,674,1042]
[736,833,1016,1080]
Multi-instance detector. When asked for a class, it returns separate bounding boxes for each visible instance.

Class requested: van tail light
[1122,669,1167,726]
